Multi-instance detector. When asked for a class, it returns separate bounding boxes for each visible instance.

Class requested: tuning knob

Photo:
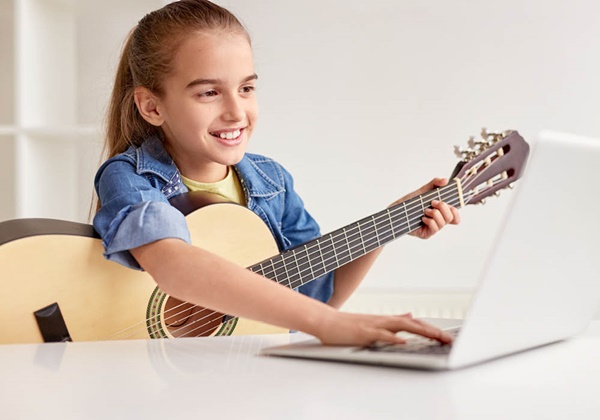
[453,145,473,161]
[494,191,501,197]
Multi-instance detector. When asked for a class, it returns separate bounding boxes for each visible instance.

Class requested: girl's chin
[219,149,247,166]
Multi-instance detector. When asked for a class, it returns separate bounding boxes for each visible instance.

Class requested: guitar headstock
[451,129,530,205]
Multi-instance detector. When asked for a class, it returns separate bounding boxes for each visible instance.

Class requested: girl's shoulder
[245,153,285,171]
[96,136,177,184]
[244,152,279,165]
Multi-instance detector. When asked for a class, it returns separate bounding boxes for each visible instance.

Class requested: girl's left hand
[390,177,461,240]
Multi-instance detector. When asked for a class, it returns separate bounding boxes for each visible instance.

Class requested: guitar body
[0,202,286,345]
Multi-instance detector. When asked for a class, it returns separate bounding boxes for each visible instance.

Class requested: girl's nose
[222,94,245,122]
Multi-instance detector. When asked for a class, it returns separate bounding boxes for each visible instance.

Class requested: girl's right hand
[314,311,453,346]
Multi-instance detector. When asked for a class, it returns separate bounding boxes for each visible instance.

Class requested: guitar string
[106,184,465,340]
[166,193,469,339]
[106,183,468,340]
[107,184,465,340]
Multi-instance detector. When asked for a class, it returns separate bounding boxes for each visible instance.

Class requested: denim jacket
[93,135,333,303]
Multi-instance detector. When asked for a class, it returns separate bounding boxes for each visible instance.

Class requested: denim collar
[135,134,284,198]
[135,134,177,182]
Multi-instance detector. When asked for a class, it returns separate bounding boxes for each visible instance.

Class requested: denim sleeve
[279,165,334,304]
[93,159,191,270]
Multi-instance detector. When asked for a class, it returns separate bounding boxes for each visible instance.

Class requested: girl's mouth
[210,129,242,140]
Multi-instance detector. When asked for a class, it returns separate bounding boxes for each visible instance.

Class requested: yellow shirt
[180,167,246,206]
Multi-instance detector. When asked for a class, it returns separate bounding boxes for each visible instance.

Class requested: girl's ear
[134,87,164,126]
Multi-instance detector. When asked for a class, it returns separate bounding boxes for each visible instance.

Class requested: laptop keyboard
[364,328,460,356]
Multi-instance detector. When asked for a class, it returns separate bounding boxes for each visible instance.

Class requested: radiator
[340,289,474,319]
[342,289,600,320]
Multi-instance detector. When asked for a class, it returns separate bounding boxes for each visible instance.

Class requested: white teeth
[218,130,241,140]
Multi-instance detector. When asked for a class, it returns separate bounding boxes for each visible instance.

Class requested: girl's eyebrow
[185,73,258,89]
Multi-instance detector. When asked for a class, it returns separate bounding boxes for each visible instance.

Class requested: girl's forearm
[131,238,337,336]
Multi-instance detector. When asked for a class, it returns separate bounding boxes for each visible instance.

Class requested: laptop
[262,130,600,370]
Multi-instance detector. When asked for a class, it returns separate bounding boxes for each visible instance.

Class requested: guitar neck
[248,181,463,289]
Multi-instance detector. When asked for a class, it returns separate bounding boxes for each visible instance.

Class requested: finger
[424,207,446,228]
[420,178,448,194]
[408,318,454,343]
[418,217,439,238]
[392,317,453,344]
[431,200,454,223]
[375,330,407,345]
[450,206,461,225]
[431,177,449,188]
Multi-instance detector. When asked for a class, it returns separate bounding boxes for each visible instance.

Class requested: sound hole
[163,297,224,338]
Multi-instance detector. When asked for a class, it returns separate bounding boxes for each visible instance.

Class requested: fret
[280,254,292,289]
[348,228,362,260]
[289,249,302,288]
[312,264,327,279]
[334,232,352,266]
[363,231,380,254]
[374,214,391,244]
[403,202,411,231]
[316,239,327,275]
[322,234,338,273]
[305,244,315,280]
[342,227,352,261]
[387,208,396,239]
[365,216,377,247]
[357,220,367,255]
[269,256,281,284]
[251,263,263,276]
[372,215,381,248]
[264,259,279,283]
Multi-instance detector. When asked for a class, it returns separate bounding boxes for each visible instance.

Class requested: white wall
[6,0,600,291]
[216,0,600,290]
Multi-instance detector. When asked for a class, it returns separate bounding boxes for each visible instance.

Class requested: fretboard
[248,181,462,289]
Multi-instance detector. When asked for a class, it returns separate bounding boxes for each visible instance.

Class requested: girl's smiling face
[149,31,258,182]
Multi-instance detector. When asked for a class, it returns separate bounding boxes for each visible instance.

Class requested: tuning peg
[494,191,501,197]
[479,198,486,205]
[508,183,514,189]
[481,127,489,139]
[453,145,473,161]
[453,145,463,159]
[480,127,508,145]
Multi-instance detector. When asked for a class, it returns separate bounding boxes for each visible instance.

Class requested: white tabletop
[2,321,599,420]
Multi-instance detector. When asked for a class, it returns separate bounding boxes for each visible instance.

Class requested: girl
[94,0,459,346]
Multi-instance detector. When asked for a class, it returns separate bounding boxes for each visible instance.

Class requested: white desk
[1,321,599,420]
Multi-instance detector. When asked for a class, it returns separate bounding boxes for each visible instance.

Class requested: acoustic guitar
[0,130,529,344]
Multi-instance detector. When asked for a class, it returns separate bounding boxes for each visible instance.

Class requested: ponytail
[104,29,158,160]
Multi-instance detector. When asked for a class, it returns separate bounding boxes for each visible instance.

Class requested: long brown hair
[104,0,250,159]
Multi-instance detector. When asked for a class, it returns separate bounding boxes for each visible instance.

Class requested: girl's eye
[199,90,218,98]
[240,85,255,94]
